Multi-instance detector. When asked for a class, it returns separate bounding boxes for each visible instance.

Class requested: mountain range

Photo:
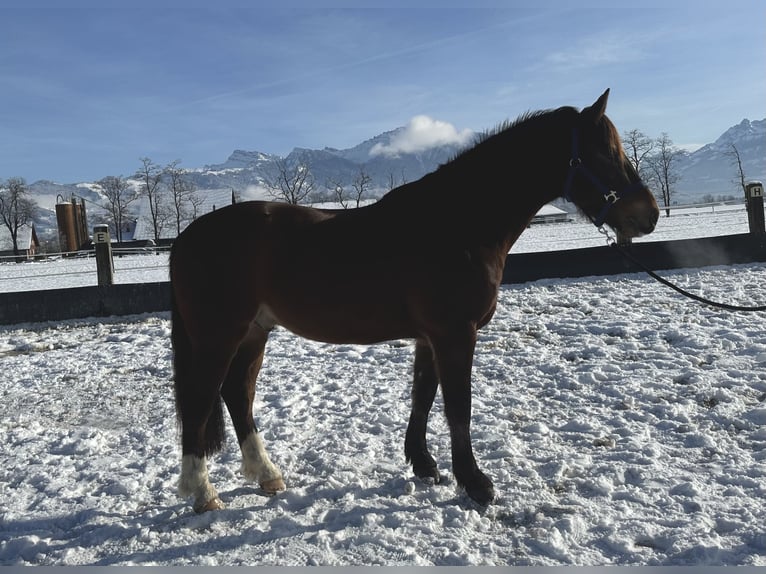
[21,117,766,241]
[193,125,469,198]
[675,118,765,201]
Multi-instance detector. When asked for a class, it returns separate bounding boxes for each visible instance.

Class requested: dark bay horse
[170,90,659,512]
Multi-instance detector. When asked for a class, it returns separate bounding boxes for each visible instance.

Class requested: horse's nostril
[628,211,658,235]
[646,212,659,233]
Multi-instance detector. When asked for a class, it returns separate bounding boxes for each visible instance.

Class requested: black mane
[449,106,577,164]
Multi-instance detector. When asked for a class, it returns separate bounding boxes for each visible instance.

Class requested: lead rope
[597,225,766,312]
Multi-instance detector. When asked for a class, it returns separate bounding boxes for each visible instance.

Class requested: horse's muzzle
[614,196,660,238]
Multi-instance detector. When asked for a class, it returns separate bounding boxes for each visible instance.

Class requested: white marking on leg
[178,455,224,512]
[241,432,285,493]
[254,305,277,332]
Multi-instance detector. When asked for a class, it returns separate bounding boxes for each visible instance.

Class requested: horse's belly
[257,298,414,345]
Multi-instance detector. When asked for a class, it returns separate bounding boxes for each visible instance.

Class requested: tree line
[622,129,750,216]
[0,158,200,257]
[98,158,200,243]
[262,153,406,208]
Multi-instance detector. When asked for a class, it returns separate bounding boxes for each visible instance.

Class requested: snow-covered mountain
[675,118,766,202]
[18,117,766,240]
[203,149,279,172]
[197,125,465,196]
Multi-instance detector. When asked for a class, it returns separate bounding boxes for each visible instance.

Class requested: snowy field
[1,204,766,566]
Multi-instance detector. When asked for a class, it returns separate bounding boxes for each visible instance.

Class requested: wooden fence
[502,232,766,283]
[2,232,765,326]
[0,282,170,326]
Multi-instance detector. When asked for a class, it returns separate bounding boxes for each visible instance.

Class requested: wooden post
[93,224,114,286]
[615,231,632,247]
[746,181,764,235]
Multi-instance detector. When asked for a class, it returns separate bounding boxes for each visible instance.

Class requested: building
[0,224,40,260]
[55,197,89,252]
[531,203,571,225]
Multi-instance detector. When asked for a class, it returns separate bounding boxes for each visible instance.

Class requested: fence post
[93,224,114,286]
[745,181,764,235]
[615,231,632,246]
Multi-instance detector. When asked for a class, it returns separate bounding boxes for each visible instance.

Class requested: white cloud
[545,31,650,69]
[369,115,474,157]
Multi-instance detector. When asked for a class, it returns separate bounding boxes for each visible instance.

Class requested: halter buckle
[604,190,620,204]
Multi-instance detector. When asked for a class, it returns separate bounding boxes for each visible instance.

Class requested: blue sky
[2,0,764,183]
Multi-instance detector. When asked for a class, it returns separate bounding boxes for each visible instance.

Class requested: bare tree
[165,160,201,235]
[0,177,38,260]
[98,175,137,242]
[647,133,682,217]
[726,143,748,201]
[622,129,655,179]
[326,177,350,209]
[386,172,397,192]
[351,167,372,208]
[385,169,408,191]
[137,157,169,242]
[265,155,316,205]
[325,168,376,208]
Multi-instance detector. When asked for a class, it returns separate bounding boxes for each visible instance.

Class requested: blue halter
[563,129,645,227]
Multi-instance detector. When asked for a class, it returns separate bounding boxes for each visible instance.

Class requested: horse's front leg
[431,327,495,505]
[405,339,441,483]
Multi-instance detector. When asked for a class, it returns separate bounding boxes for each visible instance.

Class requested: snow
[0,251,170,293]
[2,205,766,566]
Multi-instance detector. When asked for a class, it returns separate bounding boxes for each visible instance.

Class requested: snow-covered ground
[0,249,170,294]
[1,204,766,566]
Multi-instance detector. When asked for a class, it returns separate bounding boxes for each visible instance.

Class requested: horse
[170,89,659,513]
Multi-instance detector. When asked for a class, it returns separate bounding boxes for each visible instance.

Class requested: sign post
[746,181,764,235]
[93,224,114,286]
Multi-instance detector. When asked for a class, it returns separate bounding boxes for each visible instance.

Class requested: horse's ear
[581,89,610,122]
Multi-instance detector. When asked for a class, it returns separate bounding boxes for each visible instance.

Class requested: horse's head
[564,89,659,239]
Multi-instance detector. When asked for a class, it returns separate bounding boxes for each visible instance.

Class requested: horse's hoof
[260,477,286,494]
[414,468,442,485]
[465,484,495,506]
[194,496,225,513]
[458,470,495,506]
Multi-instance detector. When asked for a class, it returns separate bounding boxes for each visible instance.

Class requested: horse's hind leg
[221,326,285,494]
[175,344,235,513]
[404,339,441,484]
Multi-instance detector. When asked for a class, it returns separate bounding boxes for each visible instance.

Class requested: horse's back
[169,200,426,344]
[176,200,330,242]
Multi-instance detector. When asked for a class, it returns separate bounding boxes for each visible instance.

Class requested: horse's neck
[411,134,567,252]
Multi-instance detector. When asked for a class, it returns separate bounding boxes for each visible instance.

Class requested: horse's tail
[170,247,226,456]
